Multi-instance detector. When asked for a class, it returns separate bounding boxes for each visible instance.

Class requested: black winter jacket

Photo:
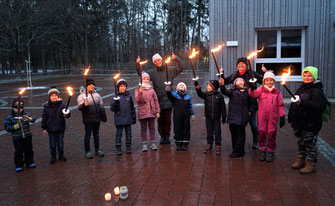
[220,85,256,126]
[288,80,325,134]
[42,100,71,133]
[77,90,104,124]
[195,86,227,121]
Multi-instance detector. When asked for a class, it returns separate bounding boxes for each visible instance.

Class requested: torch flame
[139,60,148,65]
[84,66,90,76]
[165,57,171,64]
[281,67,291,85]
[189,49,200,59]
[66,87,73,96]
[19,88,26,95]
[113,73,120,79]
[211,44,225,53]
[247,46,264,59]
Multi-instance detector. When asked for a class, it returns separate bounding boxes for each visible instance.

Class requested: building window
[255,28,305,81]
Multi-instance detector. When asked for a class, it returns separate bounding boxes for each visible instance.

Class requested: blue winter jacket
[42,100,71,133]
[110,91,136,126]
[4,111,36,140]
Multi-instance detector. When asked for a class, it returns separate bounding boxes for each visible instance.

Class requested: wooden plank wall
[209,0,335,97]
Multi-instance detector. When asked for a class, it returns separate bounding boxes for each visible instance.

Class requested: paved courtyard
[0,72,335,205]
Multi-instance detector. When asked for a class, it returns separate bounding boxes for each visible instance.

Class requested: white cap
[176,82,187,91]
[152,53,163,62]
[263,71,275,82]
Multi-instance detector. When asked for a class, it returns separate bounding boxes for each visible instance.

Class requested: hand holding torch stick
[247,46,264,84]
[62,87,73,114]
[139,60,148,86]
[164,57,171,85]
[113,73,121,100]
[189,48,200,81]
[211,43,225,79]
[84,66,90,98]
[17,88,26,118]
[281,67,299,102]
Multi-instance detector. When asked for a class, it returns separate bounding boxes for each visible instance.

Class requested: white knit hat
[176,82,187,91]
[152,53,163,62]
[141,71,150,80]
[263,71,275,82]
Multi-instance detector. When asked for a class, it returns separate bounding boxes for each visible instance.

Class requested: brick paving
[0,73,335,205]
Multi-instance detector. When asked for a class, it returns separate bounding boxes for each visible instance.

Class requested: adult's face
[154,59,163,67]
[302,71,315,83]
[237,62,247,72]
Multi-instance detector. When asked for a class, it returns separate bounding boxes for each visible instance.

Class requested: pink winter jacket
[249,86,286,125]
[135,86,160,120]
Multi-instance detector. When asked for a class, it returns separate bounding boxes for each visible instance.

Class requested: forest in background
[0,0,209,75]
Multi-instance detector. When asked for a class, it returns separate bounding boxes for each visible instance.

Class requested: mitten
[112,100,120,112]
[194,81,199,87]
[279,116,285,128]
[250,84,257,91]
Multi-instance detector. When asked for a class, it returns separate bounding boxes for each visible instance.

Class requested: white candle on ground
[105,193,111,201]
[114,187,120,195]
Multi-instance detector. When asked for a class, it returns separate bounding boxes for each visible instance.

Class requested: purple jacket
[135,86,160,120]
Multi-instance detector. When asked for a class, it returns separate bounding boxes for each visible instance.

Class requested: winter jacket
[135,85,160,120]
[288,80,325,133]
[221,86,256,126]
[77,90,104,124]
[195,87,226,121]
[166,89,194,120]
[110,91,136,126]
[4,111,36,141]
[42,100,71,133]
[249,86,285,131]
[136,56,184,109]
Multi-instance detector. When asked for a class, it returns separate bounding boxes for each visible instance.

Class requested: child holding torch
[248,71,286,162]
[288,66,326,174]
[42,87,71,164]
[4,98,37,172]
[135,72,160,151]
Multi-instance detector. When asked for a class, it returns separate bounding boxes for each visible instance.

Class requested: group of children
[4,57,325,174]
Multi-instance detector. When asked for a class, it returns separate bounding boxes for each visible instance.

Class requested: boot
[176,142,182,151]
[204,144,212,154]
[182,142,189,151]
[299,160,316,174]
[258,151,266,161]
[50,155,57,164]
[116,145,122,156]
[58,154,67,161]
[291,156,305,169]
[266,152,274,162]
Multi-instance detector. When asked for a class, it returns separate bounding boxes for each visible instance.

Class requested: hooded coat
[42,100,71,133]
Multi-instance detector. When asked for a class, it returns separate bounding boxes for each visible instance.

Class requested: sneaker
[215,146,221,155]
[126,146,132,154]
[96,149,104,157]
[85,152,93,159]
[116,146,122,155]
[252,143,258,149]
[142,144,149,152]
[259,151,266,161]
[58,154,67,161]
[176,142,182,151]
[15,167,23,173]
[150,143,158,150]
[28,163,36,168]
[165,138,171,144]
[50,156,57,164]
[160,137,166,144]
[266,152,274,162]
[204,145,212,154]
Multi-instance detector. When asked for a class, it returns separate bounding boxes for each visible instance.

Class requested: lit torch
[164,57,171,85]
[17,88,26,118]
[247,46,264,83]
[62,87,73,114]
[281,67,299,102]
[113,73,121,100]
[139,60,148,85]
[211,43,225,79]
[84,66,90,98]
[189,48,200,80]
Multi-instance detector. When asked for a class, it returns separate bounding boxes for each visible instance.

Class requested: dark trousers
[206,118,222,146]
[174,116,190,143]
[157,108,172,138]
[294,129,318,163]
[84,122,100,153]
[140,118,155,142]
[229,124,246,155]
[49,132,64,156]
[248,112,258,144]
[13,136,34,168]
[115,124,132,147]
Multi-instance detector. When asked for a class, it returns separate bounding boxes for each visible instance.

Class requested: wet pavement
[1,73,335,205]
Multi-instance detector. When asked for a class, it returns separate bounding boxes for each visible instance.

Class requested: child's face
[142,76,150,84]
[207,84,213,92]
[50,94,59,102]
[119,84,127,93]
[264,78,274,88]
[178,84,185,91]
[13,107,23,114]
[87,84,95,92]
[235,78,245,88]
[302,71,315,83]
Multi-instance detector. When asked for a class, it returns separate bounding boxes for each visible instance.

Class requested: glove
[112,100,120,112]
[222,117,226,124]
[250,84,257,91]
[194,81,199,87]
[132,117,136,125]
[279,116,285,128]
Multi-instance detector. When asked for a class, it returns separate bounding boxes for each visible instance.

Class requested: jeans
[115,124,132,147]
[205,118,222,146]
[248,112,258,143]
[13,136,34,168]
[84,122,101,153]
[49,132,64,156]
